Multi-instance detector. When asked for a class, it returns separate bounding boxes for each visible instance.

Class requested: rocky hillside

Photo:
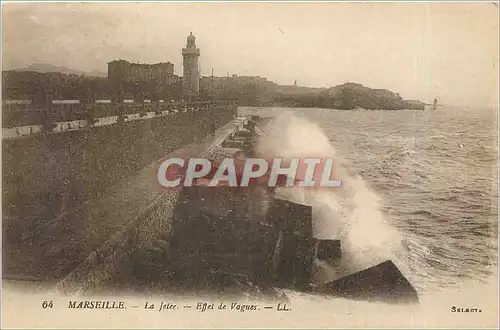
[272,82,425,110]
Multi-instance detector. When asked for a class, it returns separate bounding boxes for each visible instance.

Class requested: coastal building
[200,75,275,94]
[182,32,201,100]
[199,74,277,105]
[108,60,175,85]
[107,59,179,101]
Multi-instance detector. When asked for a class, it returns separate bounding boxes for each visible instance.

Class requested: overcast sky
[2,2,498,106]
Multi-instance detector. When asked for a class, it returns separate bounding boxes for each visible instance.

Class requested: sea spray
[255,111,410,280]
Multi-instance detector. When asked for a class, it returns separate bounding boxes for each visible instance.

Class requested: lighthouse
[182,32,200,101]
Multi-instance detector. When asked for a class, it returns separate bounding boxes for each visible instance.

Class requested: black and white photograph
[1,2,498,328]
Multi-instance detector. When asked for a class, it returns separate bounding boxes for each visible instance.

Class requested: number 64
[42,301,54,309]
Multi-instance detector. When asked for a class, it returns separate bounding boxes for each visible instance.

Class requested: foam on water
[254,111,410,278]
[243,109,498,327]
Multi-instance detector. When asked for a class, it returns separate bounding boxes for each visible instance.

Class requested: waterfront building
[108,60,175,85]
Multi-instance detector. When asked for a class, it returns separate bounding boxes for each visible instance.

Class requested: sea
[238,105,499,327]
[3,105,498,328]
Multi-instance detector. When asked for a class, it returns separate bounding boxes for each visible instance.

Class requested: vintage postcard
[1,1,498,328]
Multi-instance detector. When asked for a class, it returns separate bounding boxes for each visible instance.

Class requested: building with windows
[108,60,175,85]
[107,60,179,100]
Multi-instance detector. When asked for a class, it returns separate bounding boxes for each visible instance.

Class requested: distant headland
[273,82,425,110]
[3,63,425,110]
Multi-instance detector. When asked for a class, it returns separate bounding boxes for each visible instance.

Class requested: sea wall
[52,118,248,291]
[2,100,221,128]
[2,104,237,234]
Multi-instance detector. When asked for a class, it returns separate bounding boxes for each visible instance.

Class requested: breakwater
[53,118,249,292]
[2,100,237,281]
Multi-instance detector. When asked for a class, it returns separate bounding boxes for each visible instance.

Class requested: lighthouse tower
[182,32,200,101]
